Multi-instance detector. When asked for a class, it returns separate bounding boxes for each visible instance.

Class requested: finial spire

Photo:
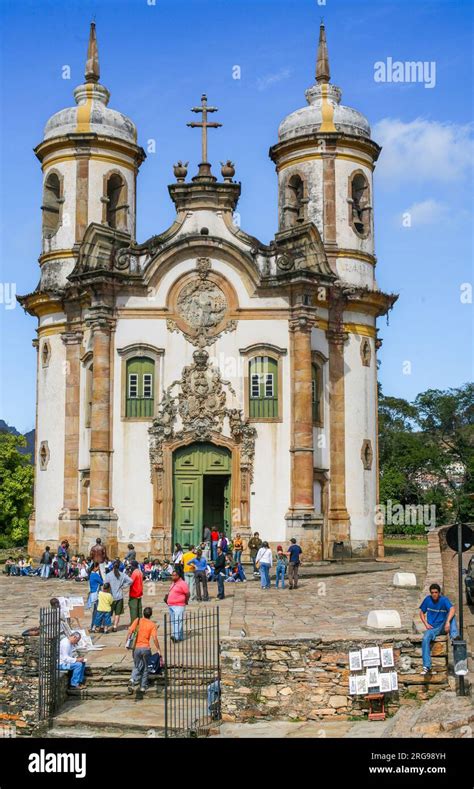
[85,22,100,84]
[316,22,330,84]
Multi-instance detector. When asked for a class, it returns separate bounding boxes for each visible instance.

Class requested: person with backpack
[40,546,53,579]
[127,607,161,694]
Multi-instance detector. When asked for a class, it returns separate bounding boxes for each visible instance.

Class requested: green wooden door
[174,476,202,549]
[173,443,232,547]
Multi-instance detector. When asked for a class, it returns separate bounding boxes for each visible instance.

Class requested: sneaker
[421,667,431,675]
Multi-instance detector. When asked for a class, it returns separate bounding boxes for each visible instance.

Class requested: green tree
[378,383,474,529]
[0,432,34,546]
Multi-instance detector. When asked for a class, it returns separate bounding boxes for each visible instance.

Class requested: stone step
[50,698,167,735]
[47,726,151,739]
[67,684,166,700]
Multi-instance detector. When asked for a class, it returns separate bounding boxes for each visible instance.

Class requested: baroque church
[21,23,397,561]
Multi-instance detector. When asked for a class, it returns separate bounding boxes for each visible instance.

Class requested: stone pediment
[273,221,335,279]
[69,223,134,279]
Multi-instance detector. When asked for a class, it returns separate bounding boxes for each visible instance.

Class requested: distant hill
[0,420,35,463]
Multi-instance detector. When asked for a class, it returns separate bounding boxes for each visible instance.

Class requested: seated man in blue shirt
[419,583,458,674]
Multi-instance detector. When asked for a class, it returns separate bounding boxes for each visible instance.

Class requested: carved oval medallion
[176,280,227,330]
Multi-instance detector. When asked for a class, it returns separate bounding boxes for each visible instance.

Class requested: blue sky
[0,0,473,432]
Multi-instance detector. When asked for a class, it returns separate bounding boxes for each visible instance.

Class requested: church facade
[21,23,396,561]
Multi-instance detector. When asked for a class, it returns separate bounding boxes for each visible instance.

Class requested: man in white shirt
[59,632,86,688]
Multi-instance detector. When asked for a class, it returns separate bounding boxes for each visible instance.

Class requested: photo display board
[348,646,398,695]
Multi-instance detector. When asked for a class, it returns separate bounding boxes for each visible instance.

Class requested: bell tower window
[103,173,128,230]
[42,172,63,238]
[284,174,307,228]
[349,171,371,237]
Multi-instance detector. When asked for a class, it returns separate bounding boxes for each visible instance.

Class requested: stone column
[89,317,113,509]
[287,310,317,521]
[84,310,117,555]
[59,328,83,545]
[326,295,351,556]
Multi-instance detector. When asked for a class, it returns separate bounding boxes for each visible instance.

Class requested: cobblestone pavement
[0,546,426,667]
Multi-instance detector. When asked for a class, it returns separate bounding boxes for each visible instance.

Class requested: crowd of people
[8,530,303,695]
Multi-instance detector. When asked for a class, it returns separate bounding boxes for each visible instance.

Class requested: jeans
[60,661,86,688]
[129,597,143,623]
[211,542,218,562]
[251,554,258,573]
[259,563,271,588]
[233,550,242,564]
[168,605,185,641]
[275,564,286,588]
[40,564,51,579]
[184,572,196,601]
[422,618,459,668]
[217,572,225,599]
[195,570,209,601]
[131,647,151,689]
[94,611,112,628]
[288,563,300,588]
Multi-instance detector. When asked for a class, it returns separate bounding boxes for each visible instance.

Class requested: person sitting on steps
[419,582,459,674]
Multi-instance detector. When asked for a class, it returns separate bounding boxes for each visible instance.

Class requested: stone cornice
[35,133,146,169]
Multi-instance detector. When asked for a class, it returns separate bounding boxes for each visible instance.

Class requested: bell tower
[34,23,145,291]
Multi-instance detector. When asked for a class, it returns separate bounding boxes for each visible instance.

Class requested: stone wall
[220,634,449,722]
[0,634,41,736]
[0,633,68,737]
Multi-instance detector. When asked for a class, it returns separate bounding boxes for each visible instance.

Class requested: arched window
[249,356,278,419]
[285,174,307,227]
[349,172,371,236]
[42,172,62,238]
[126,357,155,418]
[312,363,323,425]
[104,173,128,230]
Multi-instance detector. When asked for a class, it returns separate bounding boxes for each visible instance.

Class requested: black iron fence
[38,607,61,722]
[164,606,221,737]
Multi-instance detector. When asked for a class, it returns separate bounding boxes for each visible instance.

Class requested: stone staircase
[47,664,168,738]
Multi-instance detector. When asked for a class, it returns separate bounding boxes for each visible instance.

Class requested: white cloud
[373,118,474,183]
[401,199,448,226]
[256,67,291,92]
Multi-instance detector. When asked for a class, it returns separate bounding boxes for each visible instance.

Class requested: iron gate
[38,607,61,722]
[164,606,221,737]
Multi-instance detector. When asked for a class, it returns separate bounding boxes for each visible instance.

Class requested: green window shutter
[126,357,155,418]
[249,356,278,419]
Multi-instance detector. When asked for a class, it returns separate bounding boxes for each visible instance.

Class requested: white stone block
[393,572,417,587]
[366,610,402,630]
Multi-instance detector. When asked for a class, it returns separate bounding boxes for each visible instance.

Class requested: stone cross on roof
[187,94,222,165]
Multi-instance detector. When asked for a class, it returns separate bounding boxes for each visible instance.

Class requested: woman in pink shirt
[166,569,190,642]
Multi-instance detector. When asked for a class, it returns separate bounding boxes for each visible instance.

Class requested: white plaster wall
[343,334,377,544]
[335,158,374,255]
[110,312,291,544]
[35,333,66,541]
[119,256,289,311]
[88,159,136,235]
[335,257,375,289]
[311,327,330,471]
